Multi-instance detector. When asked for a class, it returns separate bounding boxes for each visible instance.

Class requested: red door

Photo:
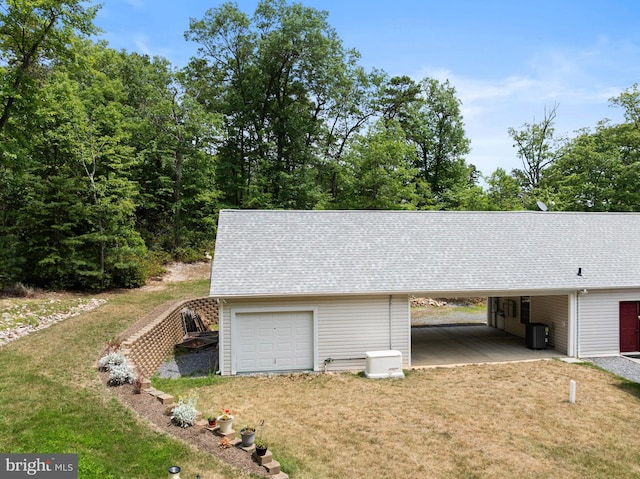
[620,302,640,353]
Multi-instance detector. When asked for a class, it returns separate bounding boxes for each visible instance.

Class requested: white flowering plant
[98,351,126,371]
[108,361,137,386]
[98,351,137,386]
[171,397,198,428]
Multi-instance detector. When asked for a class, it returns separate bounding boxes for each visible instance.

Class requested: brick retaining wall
[119,297,218,378]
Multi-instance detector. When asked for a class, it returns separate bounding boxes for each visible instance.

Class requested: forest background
[2,0,639,291]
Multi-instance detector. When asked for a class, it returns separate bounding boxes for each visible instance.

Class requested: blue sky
[95,0,640,178]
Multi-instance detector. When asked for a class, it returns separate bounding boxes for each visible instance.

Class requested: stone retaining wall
[119,297,218,378]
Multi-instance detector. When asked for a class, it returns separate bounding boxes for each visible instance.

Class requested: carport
[411,324,562,367]
[211,210,640,376]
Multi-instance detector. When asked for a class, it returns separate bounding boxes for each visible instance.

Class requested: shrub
[171,397,198,428]
[108,361,137,386]
[98,352,126,371]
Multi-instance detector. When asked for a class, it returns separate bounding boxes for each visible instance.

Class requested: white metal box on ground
[364,350,405,379]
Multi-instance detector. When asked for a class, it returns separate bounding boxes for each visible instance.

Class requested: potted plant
[239,426,256,447]
[255,440,268,456]
[216,408,234,434]
[207,416,216,427]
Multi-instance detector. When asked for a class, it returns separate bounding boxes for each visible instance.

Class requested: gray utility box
[526,323,549,350]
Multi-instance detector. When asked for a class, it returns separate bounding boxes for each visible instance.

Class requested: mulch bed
[100,372,269,477]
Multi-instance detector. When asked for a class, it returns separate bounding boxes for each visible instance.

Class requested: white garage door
[235,310,314,373]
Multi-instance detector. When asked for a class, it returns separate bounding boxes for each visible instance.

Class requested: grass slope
[4,280,640,478]
[0,280,248,479]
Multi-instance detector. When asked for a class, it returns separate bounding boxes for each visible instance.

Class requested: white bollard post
[569,379,576,404]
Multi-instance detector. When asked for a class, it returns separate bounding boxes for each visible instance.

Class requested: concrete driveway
[411,324,562,367]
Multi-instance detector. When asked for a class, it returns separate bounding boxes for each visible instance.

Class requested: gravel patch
[0,298,106,347]
[156,348,218,379]
[587,356,640,383]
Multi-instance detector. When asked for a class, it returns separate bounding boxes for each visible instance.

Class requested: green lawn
[5,282,640,479]
[0,280,248,479]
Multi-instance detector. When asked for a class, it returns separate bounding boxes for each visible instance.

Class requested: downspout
[575,290,586,358]
[388,295,393,350]
[217,299,224,375]
[567,293,576,358]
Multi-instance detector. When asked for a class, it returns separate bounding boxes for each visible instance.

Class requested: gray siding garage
[210,210,640,375]
[219,295,409,376]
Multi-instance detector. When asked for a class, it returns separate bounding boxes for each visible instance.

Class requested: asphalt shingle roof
[209,209,640,298]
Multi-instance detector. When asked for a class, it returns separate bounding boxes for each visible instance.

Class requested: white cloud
[408,38,637,177]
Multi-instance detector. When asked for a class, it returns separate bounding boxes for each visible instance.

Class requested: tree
[486,168,523,210]
[544,123,640,212]
[0,0,98,133]
[508,103,562,192]
[0,1,100,288]
[540,86,640,212]
[111,51,221,255]
[334,120,423,209]
[410,78,470,198]
[13,46,148,289]
[380,75,422,124]
[610,83,640,127]
[380,76,471,202]
[185,0,369,209]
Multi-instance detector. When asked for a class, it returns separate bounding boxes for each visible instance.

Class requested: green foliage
[508,103,563,194]
[0,0,99,133]
[486,168,523,210]
[6,0,640,291]
[186,0,383,210]
[334,119,421,209]
[543,121,640,211]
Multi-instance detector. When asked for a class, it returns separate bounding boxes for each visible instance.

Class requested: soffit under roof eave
[209,286,584,301]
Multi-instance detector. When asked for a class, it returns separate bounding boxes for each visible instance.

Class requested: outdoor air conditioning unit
[526,323,549,350]
[364,350,405,379]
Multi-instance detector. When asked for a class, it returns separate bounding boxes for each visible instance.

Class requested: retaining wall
[119,297,218,378]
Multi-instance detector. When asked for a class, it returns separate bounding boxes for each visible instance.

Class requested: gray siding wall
[218,295,410,375]
[579,289,640,357]
[489,295,569,353]
[492,296,526,337]
[531,295,568,354]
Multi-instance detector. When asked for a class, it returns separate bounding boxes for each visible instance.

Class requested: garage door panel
[239,358,256,369]
[239,343,255,353]
[278,327,293,337]
[236,311,313,373]
[239,328,255,338]
[258,358,274,368]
